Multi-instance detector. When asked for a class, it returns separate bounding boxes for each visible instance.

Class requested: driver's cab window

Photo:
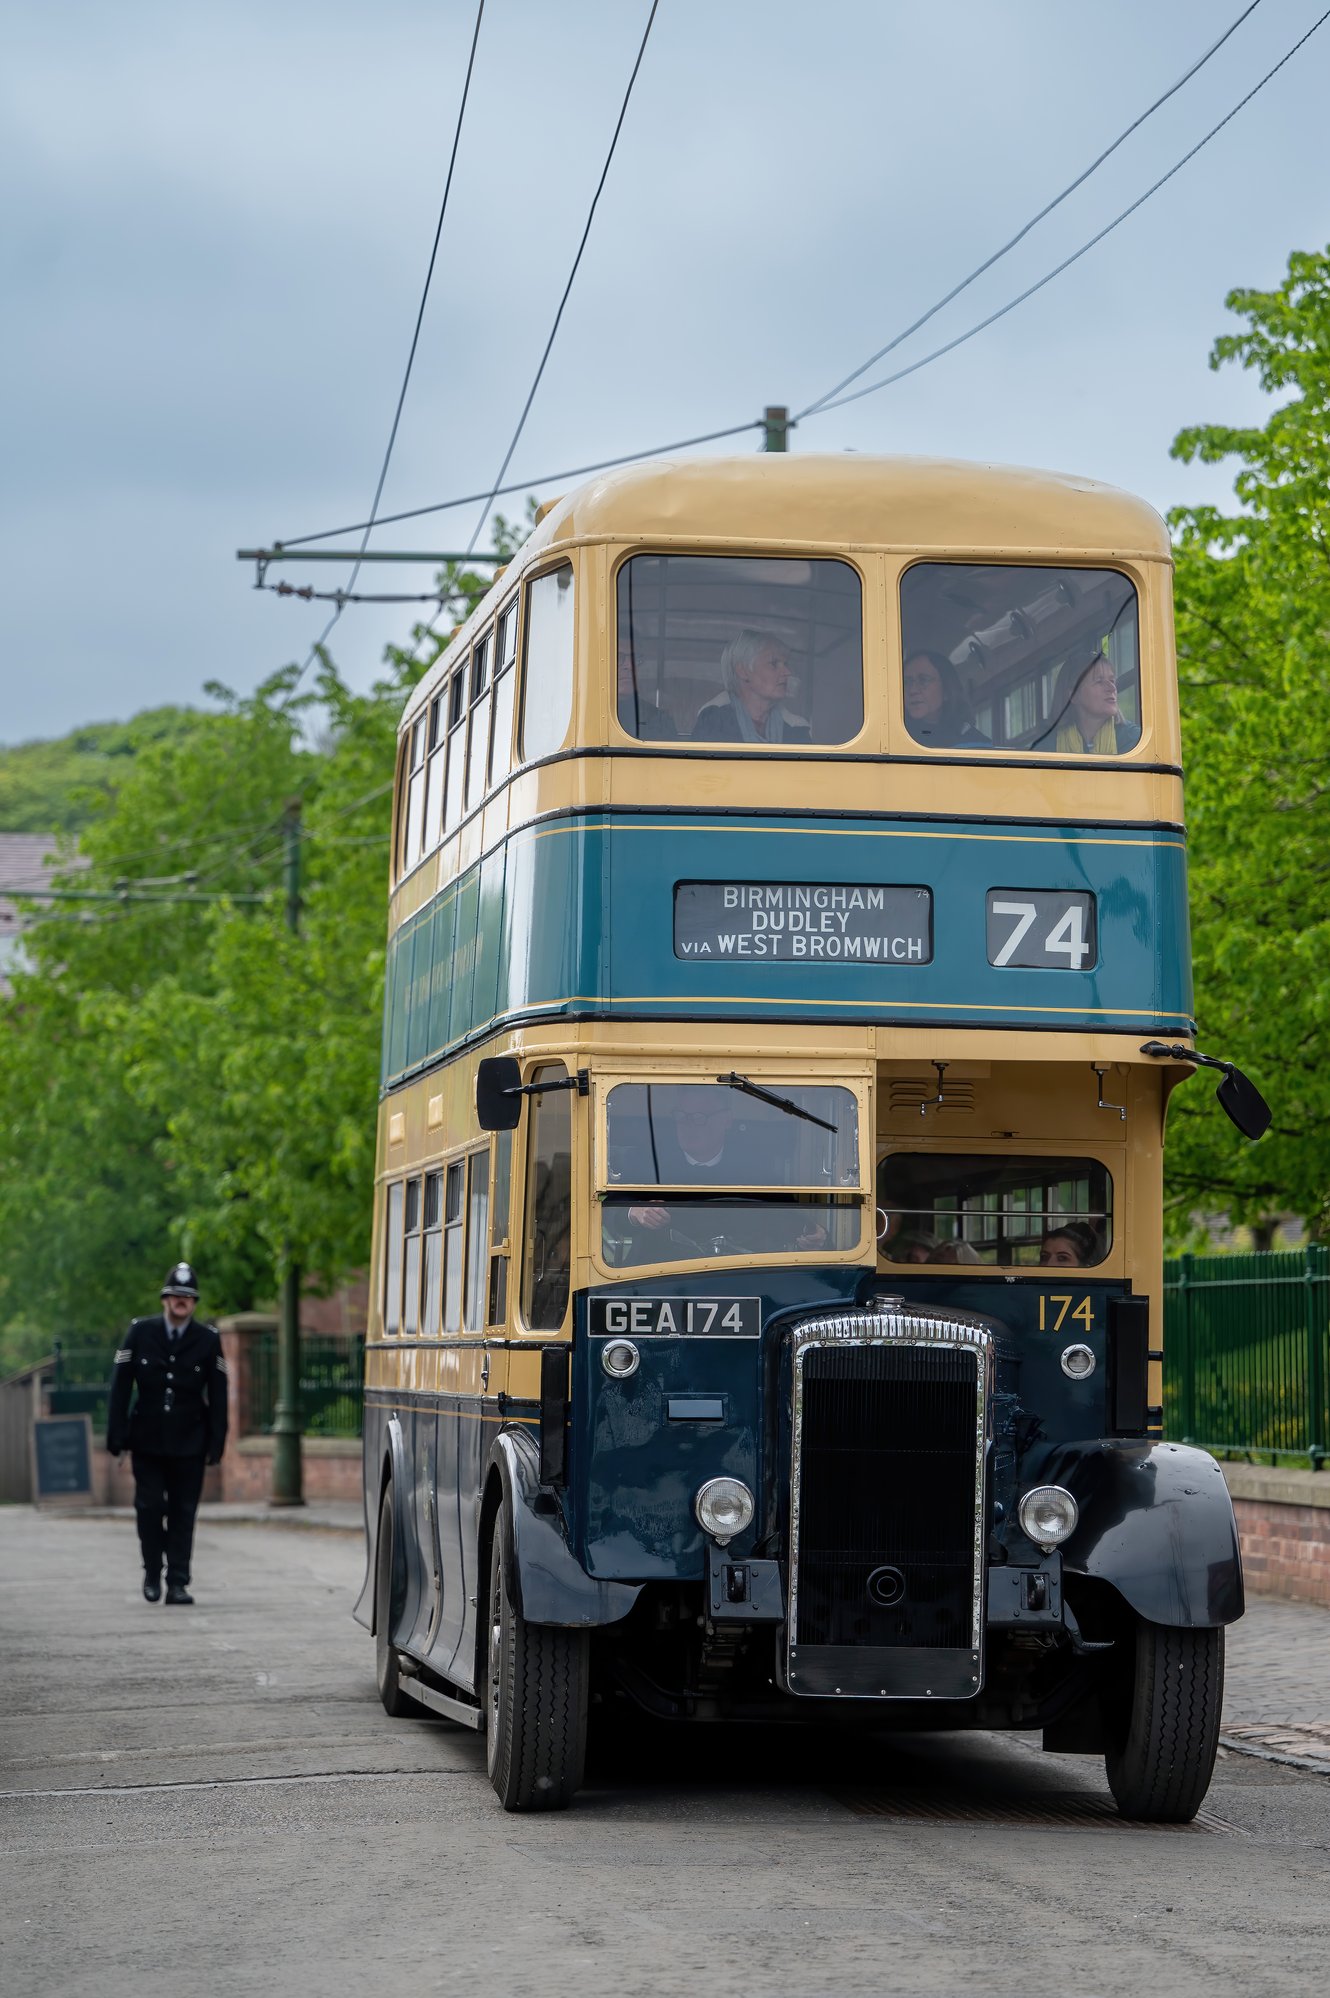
[522,1065,572,1330]
[877,1153,1112,1267]
[600,1080,863,1268]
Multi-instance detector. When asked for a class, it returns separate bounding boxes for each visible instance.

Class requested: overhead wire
[795,0,1266,421]
[804,4,1330,421]
[283,0,487,694]
[266,0,1270,556]
[270,419,761,548]
[461,0,660,560]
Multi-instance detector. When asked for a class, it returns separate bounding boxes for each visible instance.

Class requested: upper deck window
[899,565,1140,756]
[616,555,863,745]
[521,565,575,764]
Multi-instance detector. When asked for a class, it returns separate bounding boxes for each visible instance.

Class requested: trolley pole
[270,798,305,1507]
[762,404,790,452]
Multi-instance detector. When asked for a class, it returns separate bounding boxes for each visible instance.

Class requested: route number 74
[986,889,1096,970]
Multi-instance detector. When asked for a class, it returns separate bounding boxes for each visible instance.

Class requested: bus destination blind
[674,881,933,963]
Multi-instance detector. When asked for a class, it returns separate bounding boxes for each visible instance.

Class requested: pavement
[3,1506,1328,1998]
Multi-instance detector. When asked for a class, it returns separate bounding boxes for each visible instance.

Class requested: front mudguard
[1034,1439,1243,1628]
[352,1417,409,1633]
[488,1427,641,1629]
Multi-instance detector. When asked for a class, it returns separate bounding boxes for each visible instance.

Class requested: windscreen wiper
[715,1072,837,1134]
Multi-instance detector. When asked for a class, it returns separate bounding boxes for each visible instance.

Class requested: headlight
[601,1338,640,1379]
[1060,1343,1096,1380]
[694,1476,754,1546]
[1017,1484,1079,1552]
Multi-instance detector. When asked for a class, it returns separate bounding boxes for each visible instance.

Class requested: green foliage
[0,662,401,1339]
[0,709,195,834]
[1167,246,1330,1240]
[0,512,532,1346]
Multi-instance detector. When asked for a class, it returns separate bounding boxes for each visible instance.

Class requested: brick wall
[223,1436,361,1504]
[1223,1465,1330,1610]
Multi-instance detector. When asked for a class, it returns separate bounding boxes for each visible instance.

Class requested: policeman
[106,1263,228,1604]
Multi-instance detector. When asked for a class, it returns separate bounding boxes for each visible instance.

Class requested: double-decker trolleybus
[356,455,1269,1816]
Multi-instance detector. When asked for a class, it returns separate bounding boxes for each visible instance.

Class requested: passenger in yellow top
[1035,648,1141,756]
[692,631,813,744]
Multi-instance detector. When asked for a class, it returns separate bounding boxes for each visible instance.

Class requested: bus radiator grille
[793,1344,980,1655]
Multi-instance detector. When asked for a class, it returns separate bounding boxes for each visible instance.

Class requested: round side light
[694,1477,755,1546]
[601,1339,640,1379]
[1061,1344,1096,1381]
[1017,1484,1079,1553]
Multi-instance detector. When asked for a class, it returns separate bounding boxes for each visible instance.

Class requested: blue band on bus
[382,810,1193,1088]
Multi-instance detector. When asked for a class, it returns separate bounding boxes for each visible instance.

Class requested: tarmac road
[2,1507,1328,1998]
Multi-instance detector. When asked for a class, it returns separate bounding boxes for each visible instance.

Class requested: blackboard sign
[32,1414,94,1504]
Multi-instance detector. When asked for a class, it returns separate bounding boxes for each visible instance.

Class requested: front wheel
[1105,1620,1224,1822]
[486,1504,589,1811]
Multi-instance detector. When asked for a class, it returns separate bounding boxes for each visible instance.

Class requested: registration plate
[588,1296,761,1338]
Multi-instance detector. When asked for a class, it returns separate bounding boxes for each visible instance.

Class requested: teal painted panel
[381,812,1193,1090]
[406,906,436,1070]
[448,869,481,1048]
[472,848,507,1035]
[428,887,457,1053]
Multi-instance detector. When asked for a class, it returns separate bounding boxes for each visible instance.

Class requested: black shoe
[164,1584,194,1605]
[143,1576,162,1603]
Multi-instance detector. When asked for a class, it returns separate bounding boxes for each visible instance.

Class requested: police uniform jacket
[106,1316,228,1461]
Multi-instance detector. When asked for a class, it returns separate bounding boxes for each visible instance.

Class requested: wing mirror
[475,1056,523,1132]
[1140,1042,1271,1142]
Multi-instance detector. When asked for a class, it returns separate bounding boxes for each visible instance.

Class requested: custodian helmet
[161,1261,200,1299]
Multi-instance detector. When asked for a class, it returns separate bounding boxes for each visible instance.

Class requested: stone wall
[1224,1463,1330,1610]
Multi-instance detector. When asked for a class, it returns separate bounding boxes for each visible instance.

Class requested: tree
[1166,245,1330,1242]
[0,514,532,1359]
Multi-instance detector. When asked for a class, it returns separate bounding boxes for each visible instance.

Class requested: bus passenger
[902,649,991,748]
[1039,1221,1100,1267]
[692,631,812,744]
[934,1238,983,1264]
[617,641,678,740]
[891,1230,941,1264]
[1035,648,1140,755]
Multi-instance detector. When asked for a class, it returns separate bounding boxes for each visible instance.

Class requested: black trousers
[131,1452,206,1586]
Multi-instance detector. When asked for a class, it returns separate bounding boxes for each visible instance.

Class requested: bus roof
[403,454,1170,732]
[530,453,1171,561]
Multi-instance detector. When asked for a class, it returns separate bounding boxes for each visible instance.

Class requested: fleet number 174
[1038,1294,1095,1333]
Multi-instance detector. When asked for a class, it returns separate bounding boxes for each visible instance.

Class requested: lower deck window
[877,1154,1111,1267]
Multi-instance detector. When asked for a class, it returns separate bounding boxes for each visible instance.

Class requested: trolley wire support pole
[762,405,790,453]
[270,797,306,1508]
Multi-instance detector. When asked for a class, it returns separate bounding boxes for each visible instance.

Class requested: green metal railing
[248,1333,364,1439]
[1163,1246,1329,1468]
[48,1344,119,1433]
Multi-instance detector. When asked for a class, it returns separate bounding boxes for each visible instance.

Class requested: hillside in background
[0,708,195,834]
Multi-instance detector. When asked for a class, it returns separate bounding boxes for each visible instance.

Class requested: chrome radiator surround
[786,1303,993,1700]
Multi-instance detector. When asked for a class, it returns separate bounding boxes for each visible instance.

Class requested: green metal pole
[270,799,305,1507]
[762,405,790,452]
[1305,1243,1327,1469]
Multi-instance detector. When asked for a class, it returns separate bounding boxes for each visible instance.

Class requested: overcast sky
[4,0,1328,746]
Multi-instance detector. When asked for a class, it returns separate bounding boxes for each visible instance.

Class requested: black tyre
[485,1504,589,1811]
[1105,1619,1224,1822]
[374,1486,423,1719]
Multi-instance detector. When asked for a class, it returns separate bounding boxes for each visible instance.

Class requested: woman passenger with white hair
[691,629,813,743]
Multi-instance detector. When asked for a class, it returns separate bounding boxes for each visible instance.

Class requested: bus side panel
[429,1391,473,1687]
[443,1393,490,1691]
